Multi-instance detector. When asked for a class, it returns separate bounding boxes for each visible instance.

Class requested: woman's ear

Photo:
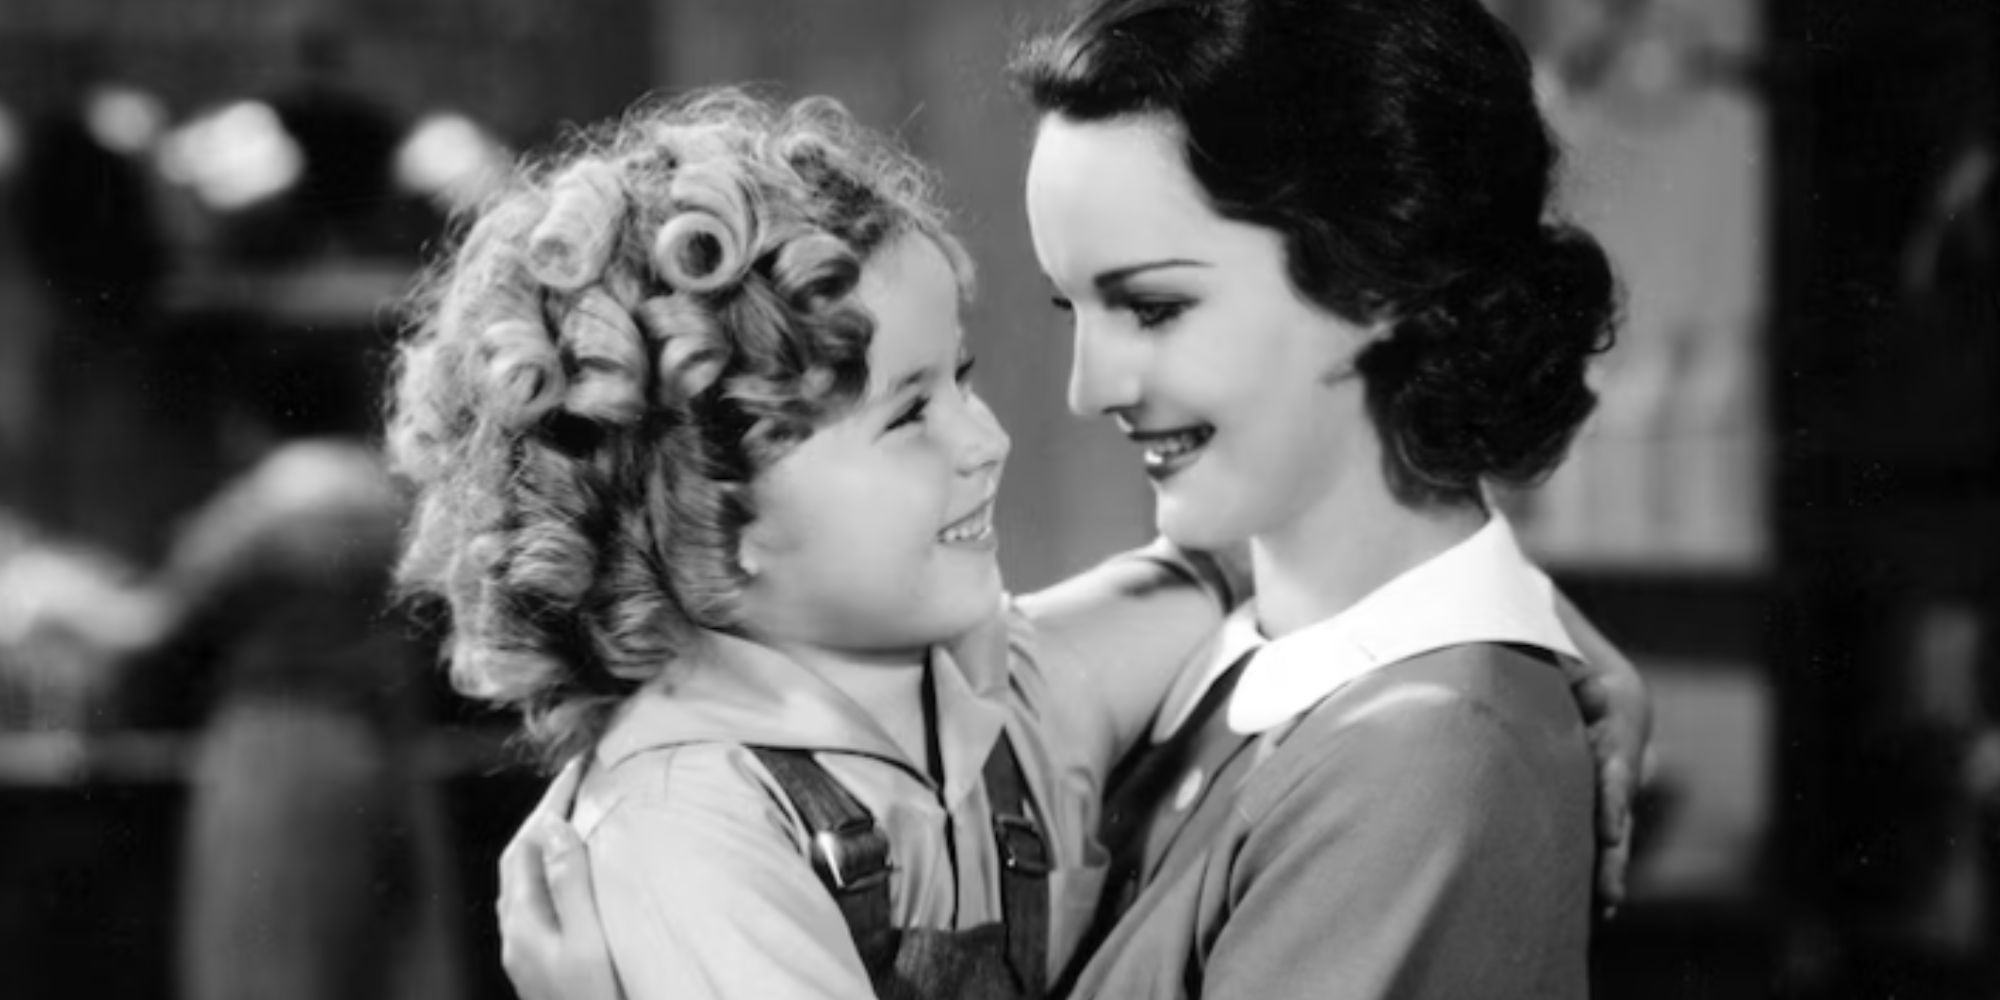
[1321,315,1391,386]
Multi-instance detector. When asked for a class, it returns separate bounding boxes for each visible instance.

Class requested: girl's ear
[736,516,770,581]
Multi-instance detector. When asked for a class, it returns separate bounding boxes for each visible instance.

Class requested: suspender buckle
[993,813,1051,876]
[810,819,893,893]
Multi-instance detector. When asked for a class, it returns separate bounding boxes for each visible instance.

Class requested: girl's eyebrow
[876,334,966,402]
[882,364,940,400]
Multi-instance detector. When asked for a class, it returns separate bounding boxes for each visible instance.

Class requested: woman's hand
[498,760,624,1000]
[1553,595,1654,917]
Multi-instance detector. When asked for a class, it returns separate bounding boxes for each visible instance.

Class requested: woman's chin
[1154,499,1245,554]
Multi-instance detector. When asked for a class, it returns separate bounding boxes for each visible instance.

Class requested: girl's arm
[1010,539,1249,771]
[1185,670,1591,1000]
[1553,593,1654,912]
[1005,542,1651,911]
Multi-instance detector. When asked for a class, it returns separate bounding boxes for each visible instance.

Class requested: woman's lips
[1130,424,1215,478]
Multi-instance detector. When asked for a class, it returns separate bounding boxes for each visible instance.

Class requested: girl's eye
[954,356,976,388]
[1129,299,1188,329]
[1049,296,1075,314]
[888,395,930,431]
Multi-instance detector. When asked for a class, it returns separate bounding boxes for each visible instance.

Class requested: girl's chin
[926,568,1004,627]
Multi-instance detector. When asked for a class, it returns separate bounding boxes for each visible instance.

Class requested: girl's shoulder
[573,740,808,853]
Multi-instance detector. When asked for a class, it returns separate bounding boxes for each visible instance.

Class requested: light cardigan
[1072,515,1595,999]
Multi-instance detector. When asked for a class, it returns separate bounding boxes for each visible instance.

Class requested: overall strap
[982,733,1050,999]
[746,746,894,966]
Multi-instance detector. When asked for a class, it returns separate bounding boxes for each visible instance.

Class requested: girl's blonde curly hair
[384,87,970,765]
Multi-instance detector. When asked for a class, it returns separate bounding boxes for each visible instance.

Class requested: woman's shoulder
[1293,642,1582,739]
[1236,643,1590,823]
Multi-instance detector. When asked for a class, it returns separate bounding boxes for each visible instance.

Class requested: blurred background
[0,0,1992,997]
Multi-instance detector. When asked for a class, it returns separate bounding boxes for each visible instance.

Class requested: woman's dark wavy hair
[1012,0,1619,505]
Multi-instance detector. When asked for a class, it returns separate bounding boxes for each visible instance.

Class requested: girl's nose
[955,390,1010,475]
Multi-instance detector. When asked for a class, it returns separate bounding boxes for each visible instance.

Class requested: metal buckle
[994,814,1051,876]
[810,819,892,893]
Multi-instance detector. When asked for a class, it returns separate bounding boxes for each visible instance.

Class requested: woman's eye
[954,357,976,389]
[1129,299,1188,329]
[888,396,930,431]
[1049,296,1075,314]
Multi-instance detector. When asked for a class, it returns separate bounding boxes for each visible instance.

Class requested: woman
[1015,0,1620,994]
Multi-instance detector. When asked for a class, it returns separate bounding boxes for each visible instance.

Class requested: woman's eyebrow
[1094,259,1209,294]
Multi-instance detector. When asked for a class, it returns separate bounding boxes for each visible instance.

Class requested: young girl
[389,88,1247,1000]
[404,86,1647,999]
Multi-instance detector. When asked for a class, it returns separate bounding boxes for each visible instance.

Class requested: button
[1173,768,1204,812]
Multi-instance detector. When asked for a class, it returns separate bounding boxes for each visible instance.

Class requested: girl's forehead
[857,236,965,382]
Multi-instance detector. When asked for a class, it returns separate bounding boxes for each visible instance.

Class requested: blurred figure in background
[0,103,196,562]
[139,439,466,1000]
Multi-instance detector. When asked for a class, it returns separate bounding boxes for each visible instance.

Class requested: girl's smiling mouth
[938,495,997,547]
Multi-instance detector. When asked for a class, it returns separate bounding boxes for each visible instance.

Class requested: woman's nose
[1066,319,1142,418]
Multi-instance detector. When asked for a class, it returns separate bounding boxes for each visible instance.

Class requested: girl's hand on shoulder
[1553,596,1654,918]
[498,759,625,1000]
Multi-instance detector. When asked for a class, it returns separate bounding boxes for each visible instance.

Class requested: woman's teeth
[1143,426,1215,469]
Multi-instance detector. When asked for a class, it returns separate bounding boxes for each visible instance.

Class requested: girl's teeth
[942,523,991,543]
[939,507,994,543]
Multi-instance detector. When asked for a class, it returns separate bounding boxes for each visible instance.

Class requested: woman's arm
[497,752,878,1000]
[498,761,623,1000]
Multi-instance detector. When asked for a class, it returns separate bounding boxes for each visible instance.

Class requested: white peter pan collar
[1156,515,1580,739]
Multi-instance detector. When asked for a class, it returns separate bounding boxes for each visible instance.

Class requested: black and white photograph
[0,0,1994,997]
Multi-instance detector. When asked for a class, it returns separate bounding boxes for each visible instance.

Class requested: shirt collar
[1150,603,1267,741]
[594,620,1010,799]
[1161,515,1577,737]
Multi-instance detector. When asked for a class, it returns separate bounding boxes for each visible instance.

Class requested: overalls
[750,734,1052,1000]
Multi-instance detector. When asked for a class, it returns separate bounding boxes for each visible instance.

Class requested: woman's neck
[1249,473,1487,639]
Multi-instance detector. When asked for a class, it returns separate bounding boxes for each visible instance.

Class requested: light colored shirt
[566,544,1229,1000]
[1073,515,1596,999]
